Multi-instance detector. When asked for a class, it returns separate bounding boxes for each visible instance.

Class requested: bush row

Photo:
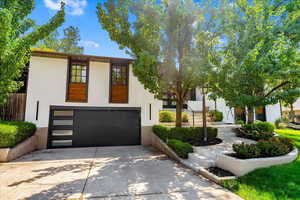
[208,110,223,122]
[153,125,218,159]
[233,137,294,159]
[167,139,193,159]
[0,121,37,148]
[159,111,188,123]
[153,125,218,144]
[235,121,275,141]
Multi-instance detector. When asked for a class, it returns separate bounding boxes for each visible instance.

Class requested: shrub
[254,122,275,134]
[159,111,175,122]
[235,120,245,125]
[209,110,223,122]
[152,125,218,144]
[233,137,294,159]
[182,112,189,122]
[167,139,193,159]
[233,143,261,159]
[0,121,37,148]
[275,117,289,129]
[236,121,275,141]
[257,137,294,157]
[152,125,169,142]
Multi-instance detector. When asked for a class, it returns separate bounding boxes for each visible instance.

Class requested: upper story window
[66,58,89,102]
[70,65,87,83]
[111,65,127,85]
[110,63,129,103]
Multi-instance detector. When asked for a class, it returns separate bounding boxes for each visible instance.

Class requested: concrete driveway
[0,146,242,200]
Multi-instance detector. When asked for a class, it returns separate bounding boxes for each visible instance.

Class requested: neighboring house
[282,98,300,121]
[162,88,281,123]
[25,51,162,149]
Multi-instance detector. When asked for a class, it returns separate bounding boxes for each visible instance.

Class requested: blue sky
[30,0,130,58]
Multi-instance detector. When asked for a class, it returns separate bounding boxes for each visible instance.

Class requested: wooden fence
[0,93,27,121]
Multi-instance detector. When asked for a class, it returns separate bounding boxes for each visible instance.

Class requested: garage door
[47,106,141,148]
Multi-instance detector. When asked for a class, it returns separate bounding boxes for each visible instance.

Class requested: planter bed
[0,133,37,162]
[216,148,298,176]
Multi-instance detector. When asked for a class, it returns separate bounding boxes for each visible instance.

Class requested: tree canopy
[97,0,223,127]
[211,0,300,123]
[0,0,65,104]
[35,26,84,54]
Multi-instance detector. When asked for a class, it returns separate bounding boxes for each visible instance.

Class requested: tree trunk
[176,99,183,127]
[247,107,254,124]
[290,104,295,122]
[214,99,217,111]
[202,88,208,141]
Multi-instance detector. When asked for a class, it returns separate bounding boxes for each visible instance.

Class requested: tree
[34,30,60,51]
[278,87,300,122]
[211,0,300,124]
[35,26,84,54]
[97,0,206,127]
[59,26,83,54]
[0,0,65,104]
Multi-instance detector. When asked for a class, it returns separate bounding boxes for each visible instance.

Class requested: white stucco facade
[186,88,280,123]
[25,56,162,128]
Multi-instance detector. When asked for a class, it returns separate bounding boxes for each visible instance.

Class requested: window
[70,65,87,83]
[66,58,89,102]
[111,65,127,85]
[110,63,129,103]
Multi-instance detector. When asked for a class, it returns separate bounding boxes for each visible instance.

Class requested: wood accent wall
[111,85,128,103]
[0,93,27,121]
[67,83,87,102]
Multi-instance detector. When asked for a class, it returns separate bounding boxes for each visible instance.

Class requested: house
[162,88,281,124]
[25,51,162,149]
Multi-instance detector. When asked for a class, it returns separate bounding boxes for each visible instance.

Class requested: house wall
[264,104,281,123]
[187,88,279,124]
[25,56,162,128]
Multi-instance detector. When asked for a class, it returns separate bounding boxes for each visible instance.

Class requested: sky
[30,0,130,58]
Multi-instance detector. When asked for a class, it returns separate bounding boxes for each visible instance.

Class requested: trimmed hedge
[182,112,189,122]
[233,137,294,159]
[236,121,275,141]
[159,111,189,123]
[152,125,218,144]
[167,139,193,159]
[0,121,37,148]
[209,110,223,122]
[159,111,175,122]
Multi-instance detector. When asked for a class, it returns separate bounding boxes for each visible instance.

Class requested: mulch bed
[192,138,223,146]
[206,167,235,177]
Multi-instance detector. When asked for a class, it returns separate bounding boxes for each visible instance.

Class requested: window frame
[66,57,89,103]
[109,62,129,104]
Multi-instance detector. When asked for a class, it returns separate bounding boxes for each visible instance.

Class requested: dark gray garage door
[47,106,141,148]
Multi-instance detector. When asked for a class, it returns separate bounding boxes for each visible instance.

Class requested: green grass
[221,129,300,200]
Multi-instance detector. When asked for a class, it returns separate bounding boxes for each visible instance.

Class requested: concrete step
[187,153,215,168]
[193,148,218,161]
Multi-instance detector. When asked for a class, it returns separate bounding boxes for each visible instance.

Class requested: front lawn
[221,129,300,200]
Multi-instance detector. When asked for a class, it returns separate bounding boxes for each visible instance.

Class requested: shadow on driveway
[0,146,242,200]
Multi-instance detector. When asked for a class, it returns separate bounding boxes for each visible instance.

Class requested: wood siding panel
[68,83,87,102]
[0,93,26,121]
[111,85,128,103]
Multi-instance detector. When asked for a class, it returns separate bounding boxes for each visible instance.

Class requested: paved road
[0,146,242,200]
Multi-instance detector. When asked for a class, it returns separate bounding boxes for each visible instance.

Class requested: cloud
[81,41,100,48]
[44,0,87,16]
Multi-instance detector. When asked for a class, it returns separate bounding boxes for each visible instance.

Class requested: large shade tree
[97,0,207,127]
[35,26,84,54]
[0,0,65,104]
[211,0,300,123]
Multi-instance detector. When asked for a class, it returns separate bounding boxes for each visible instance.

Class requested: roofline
[31,50,135,63]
